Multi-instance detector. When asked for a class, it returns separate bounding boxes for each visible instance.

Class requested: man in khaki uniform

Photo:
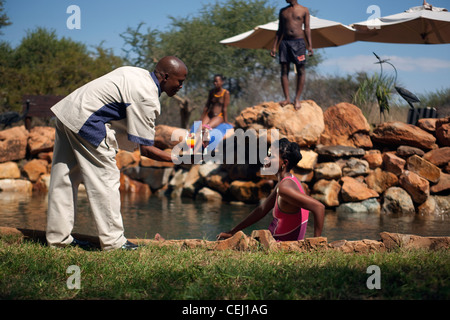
[46,56,188,251]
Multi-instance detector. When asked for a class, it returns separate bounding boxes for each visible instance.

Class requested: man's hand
[270,48,277,58]
[308,48,314,56]
[140,145,173,163]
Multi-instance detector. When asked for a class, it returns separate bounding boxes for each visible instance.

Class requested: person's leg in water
[294,63,306,111]
[202,115,223,148]
[204,115,223,129]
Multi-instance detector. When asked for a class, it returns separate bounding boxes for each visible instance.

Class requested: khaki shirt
[51,66,161,151]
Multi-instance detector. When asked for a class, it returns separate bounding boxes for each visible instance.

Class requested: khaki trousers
[46,119,127,250]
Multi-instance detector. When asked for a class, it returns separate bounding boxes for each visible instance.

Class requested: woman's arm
[217,186,277,239]
[223,90,230,123]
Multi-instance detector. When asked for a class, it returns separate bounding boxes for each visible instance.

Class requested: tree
[0,28,123,113]
[122,0,282,97]
[121,0,324,127]
[0,0,11,35]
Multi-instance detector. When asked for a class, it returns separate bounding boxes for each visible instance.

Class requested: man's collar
[150,72,161,97]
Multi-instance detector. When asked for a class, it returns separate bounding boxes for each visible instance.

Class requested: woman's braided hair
[278,138,302,171]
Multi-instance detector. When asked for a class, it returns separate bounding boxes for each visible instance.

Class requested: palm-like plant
[353,72,395,124]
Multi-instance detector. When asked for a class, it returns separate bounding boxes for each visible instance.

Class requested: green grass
[0,236,449,300]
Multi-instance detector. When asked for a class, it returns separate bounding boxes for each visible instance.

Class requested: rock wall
[1,226,448,253]
[0,101,449,220]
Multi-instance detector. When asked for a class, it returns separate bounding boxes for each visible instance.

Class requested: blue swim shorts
[279,38,307,66]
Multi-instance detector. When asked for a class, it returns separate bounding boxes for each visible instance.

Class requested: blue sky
[2,0,450,96]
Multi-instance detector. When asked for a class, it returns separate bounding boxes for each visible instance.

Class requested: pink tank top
[268,175,309,241]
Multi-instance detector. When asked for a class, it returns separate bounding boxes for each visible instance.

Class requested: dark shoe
[70,238,96,251]
[121,240,139,251]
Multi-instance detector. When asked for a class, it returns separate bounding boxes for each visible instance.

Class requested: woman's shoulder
[278,175,300,191]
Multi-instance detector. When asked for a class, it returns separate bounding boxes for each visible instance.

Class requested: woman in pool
[217,138,325,241]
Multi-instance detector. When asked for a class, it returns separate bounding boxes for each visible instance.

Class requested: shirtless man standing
[271,0,313,110]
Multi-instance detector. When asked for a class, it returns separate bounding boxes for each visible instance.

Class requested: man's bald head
[155,56,188,75]
[154,56,188,97]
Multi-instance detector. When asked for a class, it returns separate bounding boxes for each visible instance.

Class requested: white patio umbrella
[351,4,450,44]
[220,15,356,50]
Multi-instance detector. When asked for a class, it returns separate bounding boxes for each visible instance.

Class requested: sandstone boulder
[320,102,372,148]
[292,170,314,183]
[417,196,440,218]
[406,155,441,183]
[198,163,221,179]
[27,126,55,155]
[206,173,230,195]
[399,170,430,204]
[123,166,174,190]
[342,158,370,177]
[382,152,405,175]
[311,179,341,207]
[37,152,53,163]
[380,232,450,251]
[0,179,33,193]
[340,176,379,202]
[365,168,398,194]
[417,118,438,133]
[381,187,415,215]
[296,150,318,171]
[423,147,450,167]
[314,162,342,180]
[396,145,425,158]
[214,231,258,251]
[0,126,28,163]
[336,198,380,214]
[182,165,201,197]
[316,145,365,160]
[0,161,21,179]
[434,195,450,215]
[167,169,188,198]
[371,121,436,150]
[430,172,450,194]
[229,180,261,203]
[234,101,325,147]
[197,187,222,202]
[119,173,151,196]
[116,150,140,170]
[436,117,450,147]
[22,159,48,182]
[329,239,386,253]
[363,149,383,169]
[250,229,277,250]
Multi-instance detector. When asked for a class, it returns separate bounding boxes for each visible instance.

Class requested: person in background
[201,74,230,127]
[198,74,230,148]
[217,138,324,241]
